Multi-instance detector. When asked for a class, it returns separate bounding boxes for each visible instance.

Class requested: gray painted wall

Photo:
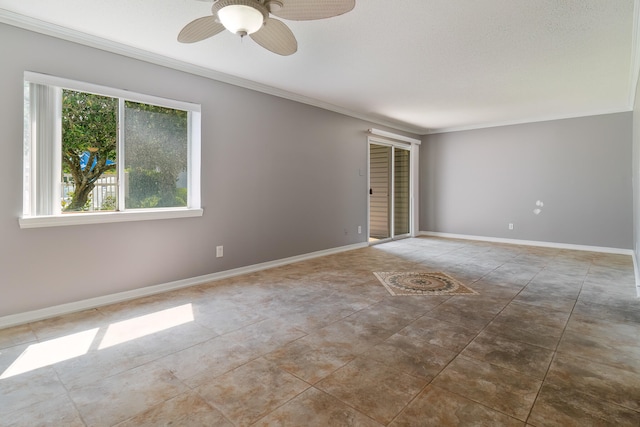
[0,23,417,317]
[421,113,633,249]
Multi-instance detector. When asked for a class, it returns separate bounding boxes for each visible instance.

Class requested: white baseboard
[420,231,640,293]
[418,231,634,255]
[0,242,368,330]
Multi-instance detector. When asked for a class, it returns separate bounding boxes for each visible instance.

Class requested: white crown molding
[1,9,635,139]
[425,108,632,135]
[0,241,368,329]
[0,10,425,136]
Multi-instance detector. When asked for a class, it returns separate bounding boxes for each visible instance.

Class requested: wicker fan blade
[178,16,225,43]
[250,18,297,56]
[271,0,355,21]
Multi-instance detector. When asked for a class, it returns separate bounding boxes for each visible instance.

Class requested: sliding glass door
[369,142,411,243]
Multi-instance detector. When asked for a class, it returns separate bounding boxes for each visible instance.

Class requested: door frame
[367,132,420,245]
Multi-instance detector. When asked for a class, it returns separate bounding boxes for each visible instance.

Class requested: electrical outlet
[358,225,362,234]
[216,246,223,258]
[508,223,514,230]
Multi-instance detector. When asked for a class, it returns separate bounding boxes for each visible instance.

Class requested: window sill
[19,208,204,229]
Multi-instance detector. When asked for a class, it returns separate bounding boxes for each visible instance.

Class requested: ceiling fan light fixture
[179,0,355,55]
[218,4,264,36]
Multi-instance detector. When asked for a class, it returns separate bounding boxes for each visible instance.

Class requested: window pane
[369,144,391,240]
[61,90,118,212]
[124,102,188,209]
[394,147,410,236]
[23,81,31,216]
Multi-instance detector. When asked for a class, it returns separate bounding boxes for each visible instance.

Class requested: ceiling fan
[178,0,355,56]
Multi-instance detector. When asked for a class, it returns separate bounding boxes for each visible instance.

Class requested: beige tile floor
[1,237,639,426]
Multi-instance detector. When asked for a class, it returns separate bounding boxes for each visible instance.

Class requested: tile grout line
[387,254,541,425]
[419,254,572,423]
[522,254,591,425]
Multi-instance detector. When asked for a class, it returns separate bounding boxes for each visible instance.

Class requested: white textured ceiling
[0,0,638,134]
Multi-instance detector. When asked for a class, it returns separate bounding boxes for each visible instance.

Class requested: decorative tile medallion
[373,272,478,296]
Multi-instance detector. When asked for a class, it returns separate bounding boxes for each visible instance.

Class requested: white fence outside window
[62,174,117,211]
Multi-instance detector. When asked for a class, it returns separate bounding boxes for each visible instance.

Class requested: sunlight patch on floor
[0,304,195,379]
[98,303,194,350]
[0,328,99,379]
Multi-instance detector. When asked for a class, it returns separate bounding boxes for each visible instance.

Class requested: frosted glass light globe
[218,5,264,36]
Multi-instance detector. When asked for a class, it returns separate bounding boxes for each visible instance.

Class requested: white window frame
[20,71,203,229]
